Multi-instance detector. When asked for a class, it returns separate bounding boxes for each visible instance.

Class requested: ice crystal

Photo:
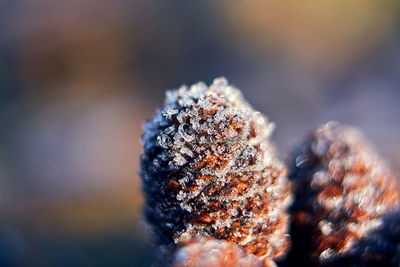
[286,122,400,265]
[140,77,292,259]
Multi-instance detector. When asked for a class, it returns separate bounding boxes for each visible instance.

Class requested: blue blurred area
[0,225,153,266]
[0,1,399,266]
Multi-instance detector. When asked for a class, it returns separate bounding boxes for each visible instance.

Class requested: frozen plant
[140,77,292,260]
[287,122,400,266]
[167,237,277,267]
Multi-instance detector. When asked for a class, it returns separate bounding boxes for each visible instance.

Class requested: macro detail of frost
[140,77,292,259]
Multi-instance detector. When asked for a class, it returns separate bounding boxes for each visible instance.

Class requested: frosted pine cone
[326,211,400,266]
[167,238,277,267]
[287,122,400,265]
[140,77,292,259]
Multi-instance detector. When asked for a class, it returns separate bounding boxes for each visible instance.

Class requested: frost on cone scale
[140,78,292,259]
[287,122,400,266]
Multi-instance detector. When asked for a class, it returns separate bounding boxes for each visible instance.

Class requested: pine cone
[167,238,277,267]
[287,121,400,265]
[326,211,400,266]
[140,77,292,259]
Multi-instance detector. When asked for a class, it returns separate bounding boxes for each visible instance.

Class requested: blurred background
[0,0,399,266]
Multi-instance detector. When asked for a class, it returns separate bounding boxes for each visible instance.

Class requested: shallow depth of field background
[0,1,400,266]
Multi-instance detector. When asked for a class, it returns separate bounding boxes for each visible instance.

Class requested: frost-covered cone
[287,122,400,265]
[140,78,292,259]
[167,238,277,267]
[326,211,400,266]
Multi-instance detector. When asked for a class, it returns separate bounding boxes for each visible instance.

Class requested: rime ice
[140,77,292,259]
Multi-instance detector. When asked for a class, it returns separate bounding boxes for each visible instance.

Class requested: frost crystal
[140,77,292,259]
[287,122,400,265]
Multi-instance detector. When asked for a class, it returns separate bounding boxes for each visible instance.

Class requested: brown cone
[287,122,399,265]
[140,78,292,259]
[168,238,277,267]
